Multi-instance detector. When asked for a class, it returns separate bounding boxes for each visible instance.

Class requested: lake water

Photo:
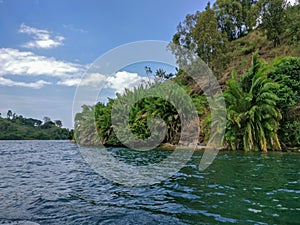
[0,140,299,224]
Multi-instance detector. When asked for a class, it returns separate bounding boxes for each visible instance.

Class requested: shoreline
[157,143,300,153]
[70,140,300,153]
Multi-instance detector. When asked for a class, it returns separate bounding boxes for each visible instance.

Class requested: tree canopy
[0,111,73,140]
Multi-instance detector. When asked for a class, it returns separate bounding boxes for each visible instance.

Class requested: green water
[0,141,299,224]
[176,150,300,224]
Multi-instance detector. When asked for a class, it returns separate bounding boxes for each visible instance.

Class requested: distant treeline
[0,110,73,140]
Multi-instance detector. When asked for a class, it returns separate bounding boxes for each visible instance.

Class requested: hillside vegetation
[0,110,73,140]
[74,0,300,151]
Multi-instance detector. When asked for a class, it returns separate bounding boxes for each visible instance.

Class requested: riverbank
[157,143,300,153]
[73,139,300,153]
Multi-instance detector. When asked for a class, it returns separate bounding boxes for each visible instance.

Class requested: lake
[0,140,299,224]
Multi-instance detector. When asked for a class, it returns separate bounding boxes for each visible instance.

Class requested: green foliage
[269,57,300,107]
[283,4,300,45]
[268,57,300,146]
[192,5,228,67]
[169,5,228,77]
[224,52,282,151]
[55,120,63,128]
[74,105,102,146]
[74,55,300,150]
[171,0,300,79]
[110,83,186,147]
[201,112,212,143]
[0,111,72,140]
[173,69,194,87]
[75,75,206,147]
[259,0,287,47]
[95,100,120,146]
[279,119,300,147]
[6,110,12,119]
[241,45,256,55]
[74,2,300,150]
[213,0,258,40]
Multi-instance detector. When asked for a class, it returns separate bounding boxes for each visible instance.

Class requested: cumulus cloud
[0,48,85,88]
[0,48,151,91]
[107,71,151,93]
[0,48,84,78]
[19,23,65,49]
[60,71,152,93]
[0,77,51,89]
[58,73,106,87]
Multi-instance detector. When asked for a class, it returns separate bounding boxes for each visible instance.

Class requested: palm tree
[224,52,282,152]
[111,83,181,147]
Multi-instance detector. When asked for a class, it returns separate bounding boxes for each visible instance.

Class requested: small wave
[248,208,262,213]
[0,220,40,225]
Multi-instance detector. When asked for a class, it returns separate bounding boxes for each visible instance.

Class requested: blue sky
[0,0,210,128]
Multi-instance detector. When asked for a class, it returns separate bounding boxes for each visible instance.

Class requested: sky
[0,0,210,128]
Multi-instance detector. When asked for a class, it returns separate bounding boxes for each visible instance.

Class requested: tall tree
[169,11,201,69]
[6,110,12,120]
[260,0,287,46]
[213,0,258,40]
[214,0,243,40]
[284,3,300,45]
[43,116,51,124]
[170,4,228,76]
[55,120,63,128]
[171,11,201,54]
[224,52,282,151]
[192,4,228,73]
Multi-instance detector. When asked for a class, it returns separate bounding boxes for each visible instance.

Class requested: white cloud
[19,23,65,49]
[60,71,151,93]
[57,78,81,87]
[107,71,152,94]
[58,73,106,87]
[0,77,51,89]
[0,48,84,78]
[0,48,151,91]
[0,48,85,88]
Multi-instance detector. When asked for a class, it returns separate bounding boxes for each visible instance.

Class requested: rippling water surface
[0,140,299,224]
